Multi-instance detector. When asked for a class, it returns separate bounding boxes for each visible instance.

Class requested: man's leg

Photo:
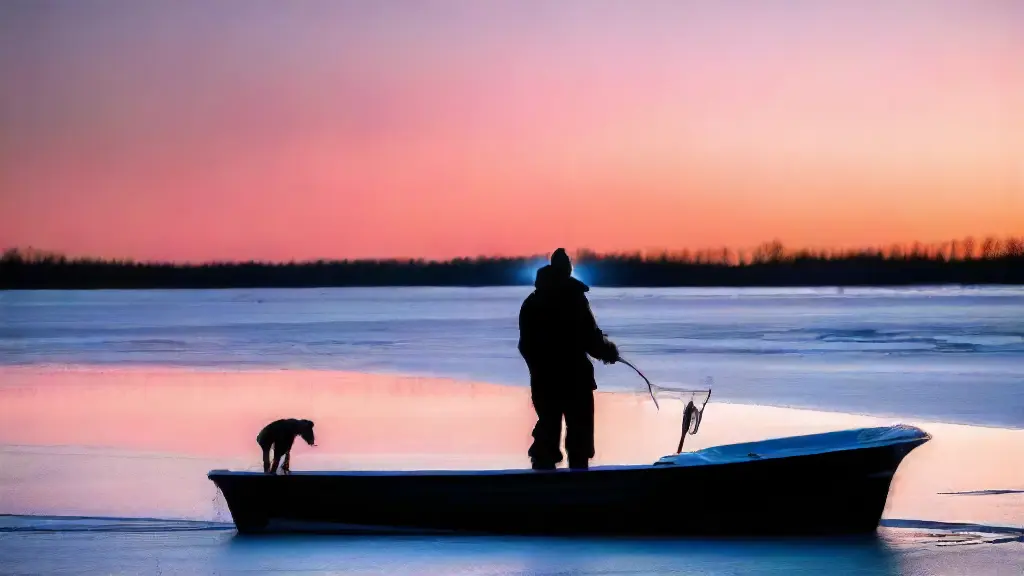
[528,383,564,470]
[281,451,291,475]
[564,387,595,470]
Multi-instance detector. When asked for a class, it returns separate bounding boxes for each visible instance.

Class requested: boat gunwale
[208,425,930,479]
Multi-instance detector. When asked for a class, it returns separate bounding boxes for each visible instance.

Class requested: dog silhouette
[256,418,315,474]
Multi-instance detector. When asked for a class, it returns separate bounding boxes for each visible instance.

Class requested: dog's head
[298,419,315,446]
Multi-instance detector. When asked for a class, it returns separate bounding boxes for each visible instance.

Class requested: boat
[208,423,930,536]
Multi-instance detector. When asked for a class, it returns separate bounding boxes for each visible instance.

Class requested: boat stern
[650,424,932,534]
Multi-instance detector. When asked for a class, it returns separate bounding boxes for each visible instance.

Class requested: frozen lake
[2,286,1022,427]
[1,286,1022,574]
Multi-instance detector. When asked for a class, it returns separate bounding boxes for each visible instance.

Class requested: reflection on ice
[1,366,1021,530]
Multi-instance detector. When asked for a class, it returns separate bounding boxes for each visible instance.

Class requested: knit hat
[551,248,571,275]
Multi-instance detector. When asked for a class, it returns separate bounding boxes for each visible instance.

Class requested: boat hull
[209,427,929,536]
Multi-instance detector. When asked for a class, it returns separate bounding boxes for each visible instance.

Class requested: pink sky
[1,0,1021,261]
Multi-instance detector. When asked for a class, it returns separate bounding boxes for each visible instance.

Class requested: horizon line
[3,234,1023,267]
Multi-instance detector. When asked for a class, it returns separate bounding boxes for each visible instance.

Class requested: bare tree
[1005,236,1024,257]
[981,237,1002,259]
[752,240,785,263]
[962,237,976,260]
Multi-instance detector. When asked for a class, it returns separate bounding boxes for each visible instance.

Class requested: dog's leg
[282,451,291,475]
[262,445,272,474]
[269,448,282,475]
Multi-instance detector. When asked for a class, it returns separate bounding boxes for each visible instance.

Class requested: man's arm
[517,295,541,366]
[577,296,619,364]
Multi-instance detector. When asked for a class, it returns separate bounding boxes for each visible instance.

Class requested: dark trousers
[528,384,595,469]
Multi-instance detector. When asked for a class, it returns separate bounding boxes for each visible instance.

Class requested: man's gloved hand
[600,338,619,365]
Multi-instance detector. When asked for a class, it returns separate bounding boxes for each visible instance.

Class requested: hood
[534,264,589,293]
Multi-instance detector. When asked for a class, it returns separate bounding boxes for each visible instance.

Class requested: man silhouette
[518,248,620,470]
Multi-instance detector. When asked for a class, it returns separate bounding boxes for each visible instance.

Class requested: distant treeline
[2,236,1022,289]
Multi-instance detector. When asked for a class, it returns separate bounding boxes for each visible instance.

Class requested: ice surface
[1,286,1022,426]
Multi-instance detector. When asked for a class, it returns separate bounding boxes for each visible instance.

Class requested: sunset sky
[1,0,1021,262]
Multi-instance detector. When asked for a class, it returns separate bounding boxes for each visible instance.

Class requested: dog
[256,418,315,474]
